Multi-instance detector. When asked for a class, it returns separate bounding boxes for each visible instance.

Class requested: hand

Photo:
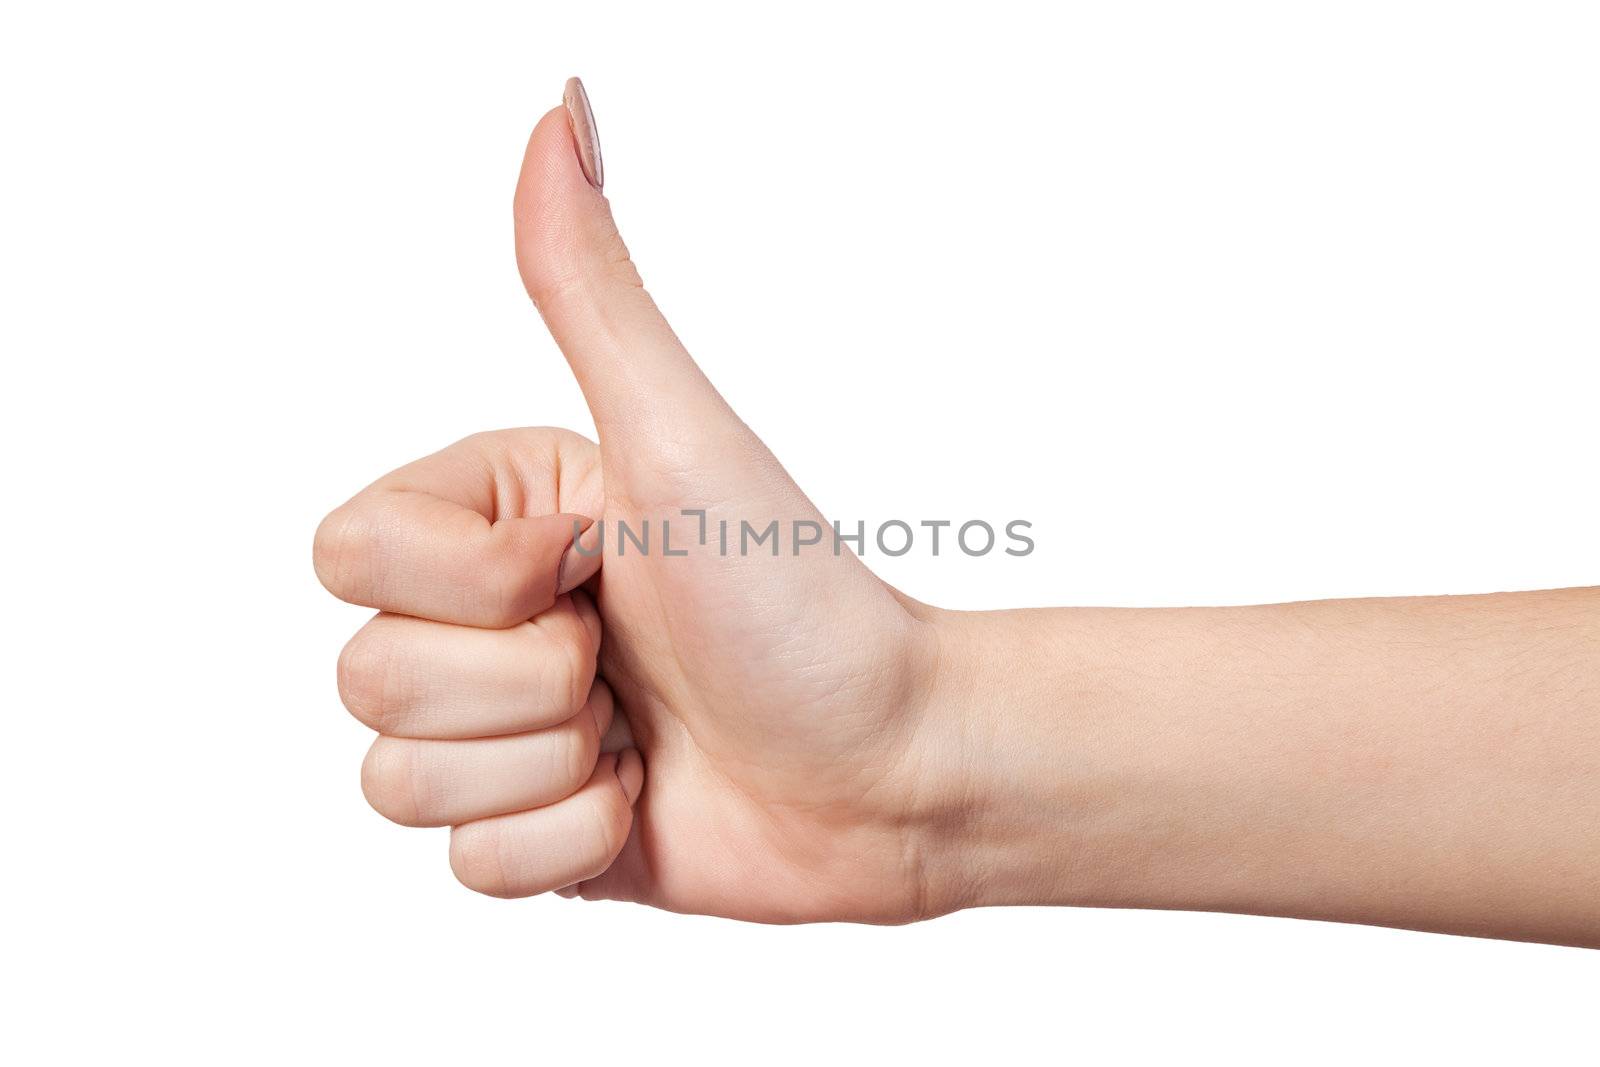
[315,82,965,923]
[316,80,1600,944]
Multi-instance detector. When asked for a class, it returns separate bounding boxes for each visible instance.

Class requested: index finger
[313,430,604,627]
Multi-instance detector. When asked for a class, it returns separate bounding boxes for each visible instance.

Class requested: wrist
[912,605,1112,914]
[913,602,1282,918]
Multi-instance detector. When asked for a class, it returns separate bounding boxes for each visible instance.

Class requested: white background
[3,1,1597,1062]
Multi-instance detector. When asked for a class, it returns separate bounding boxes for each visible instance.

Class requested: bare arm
[929,588,1600,945]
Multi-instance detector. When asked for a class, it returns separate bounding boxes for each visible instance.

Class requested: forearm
[926,588,1600,945]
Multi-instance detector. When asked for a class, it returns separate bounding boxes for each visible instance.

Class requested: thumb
[513,80,890,636]
[514,78,736,470]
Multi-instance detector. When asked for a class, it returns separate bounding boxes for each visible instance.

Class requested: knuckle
[589,216,638,278]
[457,429,509,451]
[520,260,587,318]
[336,626,403,733]
[312,504,368,601]
[450,822,514,898]
[451,428,570,470]
[521,223,639,321]
[542,425,596,454]
[360,737,423,826]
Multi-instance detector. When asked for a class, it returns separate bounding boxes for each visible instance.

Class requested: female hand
[317,80,1600,945]
[316,82,966,922]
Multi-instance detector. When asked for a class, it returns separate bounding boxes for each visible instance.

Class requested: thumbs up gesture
[315,79,1600,946]
[315,80,966,923]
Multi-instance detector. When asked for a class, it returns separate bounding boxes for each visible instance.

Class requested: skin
[314,99,1600,945]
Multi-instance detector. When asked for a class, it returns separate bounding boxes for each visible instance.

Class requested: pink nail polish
[556,518,601,595]
[563,76,604,190]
